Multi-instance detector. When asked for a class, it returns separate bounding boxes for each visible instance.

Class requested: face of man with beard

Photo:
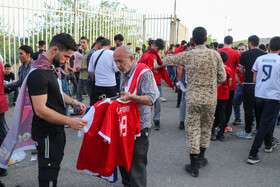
[113,47,134,75]
[51,49,75,67]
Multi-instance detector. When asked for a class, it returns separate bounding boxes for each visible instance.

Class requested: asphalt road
[2,85,280,187]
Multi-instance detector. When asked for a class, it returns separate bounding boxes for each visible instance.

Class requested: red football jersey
[77,99,141,177]
[218,48,240,90]
[77,99,112,176]
[98,99,141,175]
[217,66,232,100]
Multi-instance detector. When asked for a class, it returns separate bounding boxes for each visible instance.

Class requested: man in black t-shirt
[27,33,87,187]
[3,64,18,103]
[236,35,266,139]
[32,40,46,61]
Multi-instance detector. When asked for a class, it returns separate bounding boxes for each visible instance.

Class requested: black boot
[198,147,208,168]
[154,121,160,130]
[185,154,199,177]
[179,121,185,129]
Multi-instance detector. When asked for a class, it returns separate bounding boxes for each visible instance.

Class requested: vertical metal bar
[99,6,101,36]
[73,0,78,42]
[41,0,43,40]
[36,0,39,49]
[3,0,6,64]
[32,0,35,50]
[45,0,48,48]
[8,0,11,65]
[13,0,16,73]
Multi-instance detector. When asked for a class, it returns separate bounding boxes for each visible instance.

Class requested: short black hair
[192,27,207,45]
[214,42,218,48]
[38,40,46,47]
[248,35,259,47]
[190,41,195,48]
[19,45,33,57]
[149,40,154,46]
[259,44,266,51]
[224,36,233,45]
[4,64,11,68]
[154,39,165,50]
[186,42,191,47]
[80,36,89,43]
[219,51,228,63]
[181,40,187,45]
[270,36,280,51]
[183,45,188,51]
[127,43,132,46]
[114,34,124,41]
[49,33,78,51]
[238,43,247,49]
[135,47,140,52]
[96,36,105,43]
[175,44,180,48]
[101,39,111,47]
[218,43,224,49]
[77,44,81,47]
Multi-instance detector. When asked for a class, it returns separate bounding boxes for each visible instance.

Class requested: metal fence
[0,0,184,78]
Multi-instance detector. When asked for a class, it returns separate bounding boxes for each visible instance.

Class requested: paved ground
[2,85,280,187]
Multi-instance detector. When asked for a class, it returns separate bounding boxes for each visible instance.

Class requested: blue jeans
[249,98,280,157]
[233,84,243,119]
[77,79,90,102]
[61,78,69,116]
[167,66,175,82]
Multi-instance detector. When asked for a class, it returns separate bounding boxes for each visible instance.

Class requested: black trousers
[93,85,117,104]
[119,131,149,187]
[243,84,258,133]
[225,90,235,124]
[249,98,280,157]
[87,77,95,106]
[33,130,66,186]
[212,100,227,137]
[0,113,6,146]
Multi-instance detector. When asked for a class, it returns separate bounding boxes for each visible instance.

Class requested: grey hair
[123,46,133,59]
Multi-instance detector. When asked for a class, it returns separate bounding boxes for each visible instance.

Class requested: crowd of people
[0,26,280,186]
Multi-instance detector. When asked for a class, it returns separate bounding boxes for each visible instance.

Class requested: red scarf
[174,45,184,54]
[138,49,174,89]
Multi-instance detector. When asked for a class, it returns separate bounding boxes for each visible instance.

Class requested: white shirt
[252,53,280,100]
[88,49,119,87]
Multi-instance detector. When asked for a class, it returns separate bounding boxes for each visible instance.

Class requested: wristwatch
[71,99,77,107]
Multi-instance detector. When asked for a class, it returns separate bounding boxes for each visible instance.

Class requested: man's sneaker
[233,118,241,126]
[272,137,280,145]
[154,121,160,130]
[160,97,167,102]
[247,155,260,164]
[0,168,8,176]
[265,142,277,153]
[211,134,216,141]
[252,129,258,134]
[225,126,232,132]
[179,122,185,129]
[31,149,38,155]
[235,130,252,139]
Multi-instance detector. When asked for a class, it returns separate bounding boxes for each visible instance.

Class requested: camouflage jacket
[164,45,226,105]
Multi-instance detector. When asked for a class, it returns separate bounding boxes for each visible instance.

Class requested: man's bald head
[114,46,134,74]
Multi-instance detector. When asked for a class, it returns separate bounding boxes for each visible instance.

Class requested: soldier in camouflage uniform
[164,27,226,177]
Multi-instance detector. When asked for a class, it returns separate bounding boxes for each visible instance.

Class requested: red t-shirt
[77,99,112,176]
[77,99,141,177]
[217,66,232,100]
[98,99,141,175]
[217,48,240,90]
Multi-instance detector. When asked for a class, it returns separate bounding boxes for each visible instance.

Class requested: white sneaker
[160,97,167,102]
[235,130,252,139]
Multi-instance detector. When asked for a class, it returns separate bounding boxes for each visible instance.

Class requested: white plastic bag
[8,151,27,165]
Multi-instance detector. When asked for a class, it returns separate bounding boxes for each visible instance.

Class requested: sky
[92,0,280,43]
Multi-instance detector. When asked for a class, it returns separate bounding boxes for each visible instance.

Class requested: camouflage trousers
[185,104,216,154]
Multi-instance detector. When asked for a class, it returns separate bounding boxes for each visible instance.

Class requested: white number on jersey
[119,116,127,137]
